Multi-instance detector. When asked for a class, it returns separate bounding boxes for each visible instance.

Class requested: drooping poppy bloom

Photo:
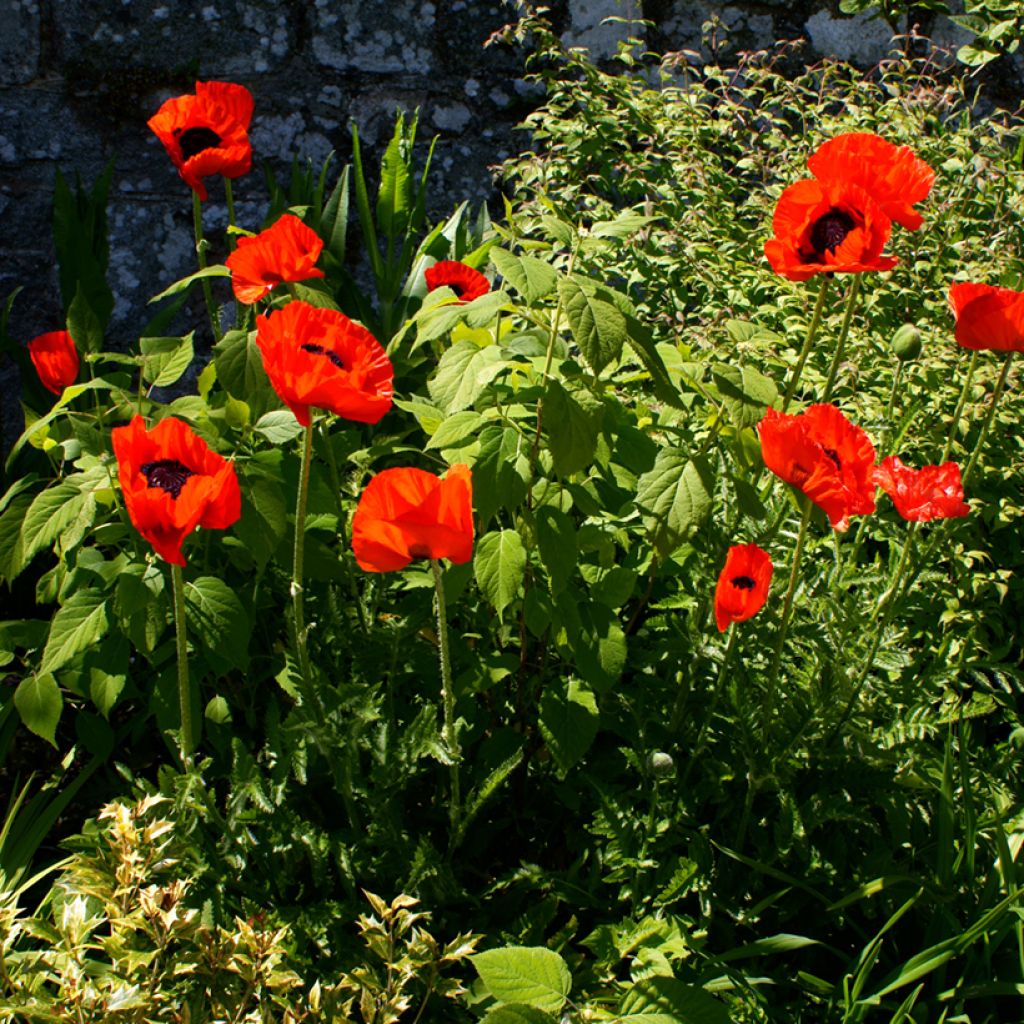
[424,261,490,304]
[759,404,876,532]
[27,330,79,395]
[948,282,1024,351]
[254,301,394,427]
[764,177,897,282]
[112,416,241,567]
[807,133,935,231]
[225,213,325,304]
[352,464,474,572]
[714,543,773,632]
[874,456,969,522]
[147,81,254,202]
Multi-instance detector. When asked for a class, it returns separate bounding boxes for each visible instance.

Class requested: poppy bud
[648,751,675,777]
[891,323,922,361]
[28,330,80,394]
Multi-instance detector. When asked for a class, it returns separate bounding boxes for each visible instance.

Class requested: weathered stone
[312,0,437,74]
[805,9,896,64]
[0,0,40,87]
[563,0,644,61]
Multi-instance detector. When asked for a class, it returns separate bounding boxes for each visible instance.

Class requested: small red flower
[225,213,325,304]
[807,133,935,231]
[764,177,897,282]
[714,543,773,632]
[112,416,241,567]
[948,282,1024,352]
[424,261,490,304]
[254,301,393,427]
[759,404,876,532]
[147,81,254,202]
[352,464,474,572]
[27,330,79,395]
[874,456,969,522]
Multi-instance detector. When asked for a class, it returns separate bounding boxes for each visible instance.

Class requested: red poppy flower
[714,543,773,632]
[807,133,935,231]
[759,404,876,532]
[764,177,896,282]
[112,416,241,567]
[874,456,969,522]
[147,81,254,202]
[254,301,393,427]
[352,464,474,572]
[225,213,325,304]
[27,330,79,395]
[424,261,490,303]
[948,282,1024,351]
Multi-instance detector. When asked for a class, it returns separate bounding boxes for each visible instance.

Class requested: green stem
[821,275,861,404]
[782,275,832,412]
[431,558,461,842]
[292,423,314,688]
[940,350,979,464]
[962,352,1014,488]
[880,360,903,454]
[171,564,193,764]
[192,191,223,344]
[224,177,237,251]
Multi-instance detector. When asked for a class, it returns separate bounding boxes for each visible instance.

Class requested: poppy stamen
[731,575,756,590]
[141,459,195,499]
[301,343,346,370]
[822,447,842,469]
[175,126,222,160]
[807,209,856,259]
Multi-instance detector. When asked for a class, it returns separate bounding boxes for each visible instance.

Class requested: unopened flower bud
[648,751,675,776]
[891,323,922,361]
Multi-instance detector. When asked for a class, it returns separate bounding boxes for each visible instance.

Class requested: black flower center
[822,446,842,469]
[301,343,346,370]
[140,459,195,500]
[808,209,856,259]
[731,575,756,590]
[175,126,222,160]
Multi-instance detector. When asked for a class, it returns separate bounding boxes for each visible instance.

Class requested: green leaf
[474,530,527,619]
[428,340,505,413]
[0,492,33,583]
[535,506,577,596]
[376,113,412,237]
[636,451,714,557]
[141,333,195,387]
[473,947,571,1014]
[558,276,626,375]
[481,1006,557,1024]
[89,667,126,719]
[67,284,104,355]
[14,673,63,746]
[473,425,529,524]
[6,380,112,470]
[619,978,730,1024]
[149,265,230,304]
[213,328,273,410]
[41,589,109,676]
[490,248,558,305]
[205,695,232,724]
[253,410,304,444]
[185,576,250,671]
[711,363,778,429]
[19,479,88,573]
[543,380,601,476]
[425,410,484,450]
[539,678,598,777]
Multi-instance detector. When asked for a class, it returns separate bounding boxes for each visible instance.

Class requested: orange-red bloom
[226,213,325,304]
[714,543,773,632]
[28,330,79,395]
[112,416,241,567]
[424,261,490,303]
[352,464,474,572]
[254,301,393,427]
[948,282,1024,351]
[147,81,254,202]
[759,404,876,532]
[807,133,935,231]
[874,456,969,522]
[764,177,896,282]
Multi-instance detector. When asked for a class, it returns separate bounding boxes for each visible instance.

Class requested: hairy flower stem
[782,275,832,412]
[431,559,461,841]
[962,352,1014,488]
[192,191,222,344]
[940,350,979,464]
[821,275,861,404]
[170,564,193,764]
[223,177,237,251]
[763,499,813,745]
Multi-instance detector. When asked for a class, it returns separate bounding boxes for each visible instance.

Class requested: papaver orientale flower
[424,261,490,304]
[254,301,393,427]
[948,282,1024,352]
[759,404,876,532]
[714,543,773,632]
[352,464,474,572]
[226,213,325,304]
[28,330,79,395]
[147,81,254,201]
[874,456,969,522]
[113,416,241,567]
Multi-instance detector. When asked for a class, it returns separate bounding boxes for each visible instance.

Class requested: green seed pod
[649,751,675,777]
[891,323,922,361]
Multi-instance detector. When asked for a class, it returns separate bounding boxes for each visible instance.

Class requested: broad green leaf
[376,114,412,237]
[535,506,577,596]
[141,333,195,387]
[185,576,250,671]
[568,602,626,693]
[254,410,303,445]
[473,425,529,524]
[14,673,63,746]
[636,451,714,557]
[67,284,104,355]
[213,329,271,402]
[19,479,88,573]
[619,977,730,1024]
[481,1006,556,1024]
[7,380,112,470]
[711,363,778,429]
[41,589,109,676]
[425,410,484,449]
[539,679,598,776]
[89,667,125,719]
[490,248,558,304]
[590,210,659,238]
[0,492,31,583]
[428,340,505,413]
[558,276,626,376]
[543,380,601,477]
[473,946,571,1014]
[474,530,527,619]
[205,695,232,724]
[149,265,230,304]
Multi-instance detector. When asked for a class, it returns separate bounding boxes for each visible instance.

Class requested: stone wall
[0,0,990,355]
